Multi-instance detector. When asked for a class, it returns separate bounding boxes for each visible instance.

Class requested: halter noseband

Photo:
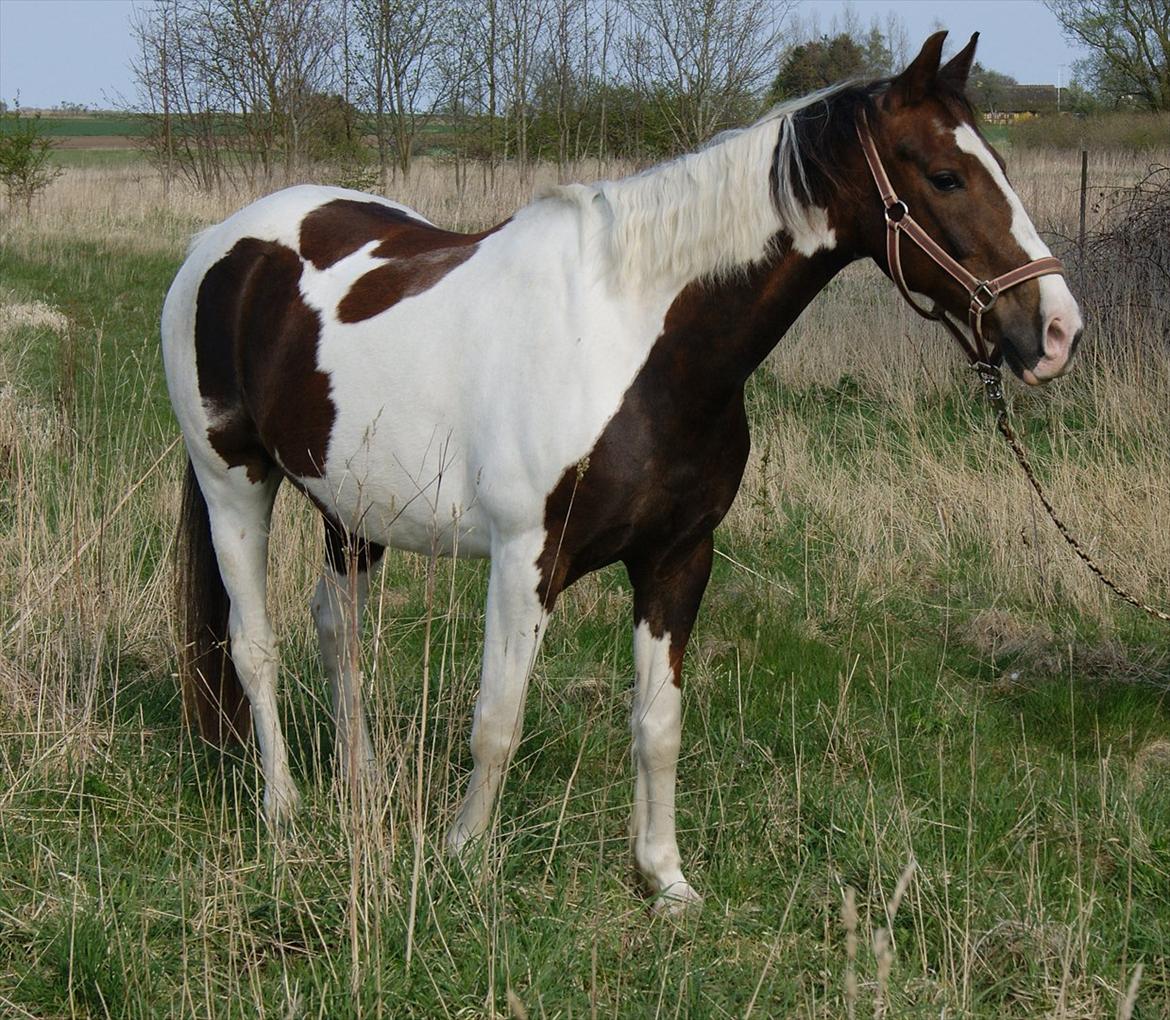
[855,109,1064,369]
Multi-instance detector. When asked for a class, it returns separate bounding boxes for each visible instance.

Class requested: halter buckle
[885,200,908,224]
[971,281,998,313]
[974,362,1005,407]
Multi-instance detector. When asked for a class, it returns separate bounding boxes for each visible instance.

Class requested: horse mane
[543,82,866,291]
[547,75,975,291]
[788,77,976,210]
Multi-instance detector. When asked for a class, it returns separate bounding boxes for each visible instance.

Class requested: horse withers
[162,32,1081,912]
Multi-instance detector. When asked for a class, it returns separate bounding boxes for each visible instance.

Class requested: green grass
[0,217,1167,1018]
[980,123,1010,147]
[0,114,150,138]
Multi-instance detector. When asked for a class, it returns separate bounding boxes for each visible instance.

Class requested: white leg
[311,566,376,777]
[448,533,549,855]
[201,471,299,825]
[631,621,700,913]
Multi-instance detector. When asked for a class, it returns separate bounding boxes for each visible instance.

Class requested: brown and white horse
[163,33,1081,911]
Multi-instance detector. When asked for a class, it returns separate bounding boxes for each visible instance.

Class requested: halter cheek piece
[855,110,1065,372]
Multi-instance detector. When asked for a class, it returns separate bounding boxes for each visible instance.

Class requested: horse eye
[929,172,963,193]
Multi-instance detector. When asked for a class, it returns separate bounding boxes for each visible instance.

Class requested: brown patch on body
[339,249,483,323]
[194,238,334,481]
[535,242,848,683]
[300,199,429,269]
[297,198,504,323]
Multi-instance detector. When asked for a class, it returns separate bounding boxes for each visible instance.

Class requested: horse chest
[536,390,751,587]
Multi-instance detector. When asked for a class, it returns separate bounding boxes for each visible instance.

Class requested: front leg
[448,532,552,855]
[626,535,713,913]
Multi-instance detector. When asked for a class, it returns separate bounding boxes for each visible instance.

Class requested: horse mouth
[999,340,1064,387]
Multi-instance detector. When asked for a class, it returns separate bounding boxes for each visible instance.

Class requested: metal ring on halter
[974,362,1005,404]
[971,282,998,313]
[885,200,908,224]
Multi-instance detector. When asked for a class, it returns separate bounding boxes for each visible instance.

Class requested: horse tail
[177,458,250,744]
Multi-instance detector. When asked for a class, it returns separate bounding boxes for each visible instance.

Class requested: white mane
[546,85,850,292]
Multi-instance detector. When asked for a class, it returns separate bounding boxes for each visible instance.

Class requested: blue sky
[0,0,1090,110]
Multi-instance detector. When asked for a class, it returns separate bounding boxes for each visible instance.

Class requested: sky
[0,0,1091,111]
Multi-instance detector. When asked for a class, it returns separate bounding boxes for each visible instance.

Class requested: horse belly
[305,414,495,559]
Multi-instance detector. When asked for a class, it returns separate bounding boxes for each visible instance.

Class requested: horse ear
[939,32,979,91]
[888,31,948,106]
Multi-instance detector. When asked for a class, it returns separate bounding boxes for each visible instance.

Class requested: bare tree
[622,0,792,149]
[131,0,233,190]
[1046,0,1170,110]
[130,0,342,189]
[438,2,492,199]
[498,0,550,178]
[593,0,619,170]
[206,0,340,183]
[543,0,589,176]
[355,0,457,182]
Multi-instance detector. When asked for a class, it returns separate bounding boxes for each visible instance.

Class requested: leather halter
[855,110,1065,368]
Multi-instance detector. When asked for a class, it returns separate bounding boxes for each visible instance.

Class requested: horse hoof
[264,780,302,829]
[446,825,481,862]
[651,883,703,917]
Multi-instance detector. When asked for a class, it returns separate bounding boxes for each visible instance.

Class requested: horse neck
[655,238,854,407]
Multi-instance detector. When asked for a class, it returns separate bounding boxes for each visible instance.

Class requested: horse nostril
[1045,315,1072,354]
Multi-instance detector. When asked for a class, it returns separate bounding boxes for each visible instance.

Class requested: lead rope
[973,361,1170,622]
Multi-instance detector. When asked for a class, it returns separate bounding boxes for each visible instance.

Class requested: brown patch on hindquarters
[297,198,505,323]
[339,249,481,323]
[194,238,335,481]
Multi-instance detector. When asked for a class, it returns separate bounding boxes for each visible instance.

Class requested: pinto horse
[163,32,1082,911]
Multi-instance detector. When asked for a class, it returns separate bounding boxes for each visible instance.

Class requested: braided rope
[976,364,1170,623]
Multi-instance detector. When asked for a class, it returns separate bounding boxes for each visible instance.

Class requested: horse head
[849,31,1083,384]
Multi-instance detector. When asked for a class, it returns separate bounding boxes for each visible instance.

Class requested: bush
[0,107,63,214]
[1009,112,1170,151]
[1052,164,1170,362]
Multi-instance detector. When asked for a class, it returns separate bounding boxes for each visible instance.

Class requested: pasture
[0,146,1168,1017]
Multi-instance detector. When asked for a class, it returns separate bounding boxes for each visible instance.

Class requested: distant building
[970,83,1060,123]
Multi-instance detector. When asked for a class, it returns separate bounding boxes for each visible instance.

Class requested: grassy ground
[0,150,1167,1018]
[48,149,147,169]
[0,115,150,138]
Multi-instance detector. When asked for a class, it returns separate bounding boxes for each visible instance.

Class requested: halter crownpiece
[855,109,1065,369]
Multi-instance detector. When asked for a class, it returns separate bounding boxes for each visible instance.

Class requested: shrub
[1052,164,1170,362]
[0,107,63,214]
[1009,112,1170,151]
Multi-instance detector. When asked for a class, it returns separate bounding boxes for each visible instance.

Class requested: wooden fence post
[1078,147,1088,292]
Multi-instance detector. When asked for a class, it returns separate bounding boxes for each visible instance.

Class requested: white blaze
[953,124,1082,333]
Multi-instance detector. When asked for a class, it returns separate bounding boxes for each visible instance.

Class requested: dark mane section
[785,78,976,211]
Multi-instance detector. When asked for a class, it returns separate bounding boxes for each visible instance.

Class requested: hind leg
[312,521,384,779]
[195,460,299,824]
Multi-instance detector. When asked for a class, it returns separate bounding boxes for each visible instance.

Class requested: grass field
[0,114,150,138]
[0,147,1168,1018]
